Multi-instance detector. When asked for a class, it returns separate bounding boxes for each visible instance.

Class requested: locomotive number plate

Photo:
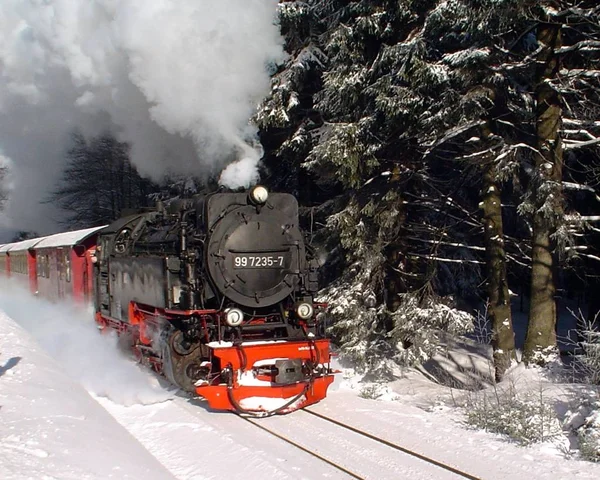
[234,254,286,269]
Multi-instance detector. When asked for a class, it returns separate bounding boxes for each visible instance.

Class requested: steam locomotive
[0,186,335,414]
[93,186,335,414]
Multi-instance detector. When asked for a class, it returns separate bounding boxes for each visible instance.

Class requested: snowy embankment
[0,310,175,480]
[2,280,600,479]
[0,285,361,479]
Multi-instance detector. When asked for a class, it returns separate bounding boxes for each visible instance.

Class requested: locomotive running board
[196,340,336,414]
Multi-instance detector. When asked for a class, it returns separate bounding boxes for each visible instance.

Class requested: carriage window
[38,255,46,277]
[65,253,71,283]
[13,254,23,274]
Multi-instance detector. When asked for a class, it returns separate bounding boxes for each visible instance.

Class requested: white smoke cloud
[0,280,172,406]
[219,156,261,190]
[0,0,285,233]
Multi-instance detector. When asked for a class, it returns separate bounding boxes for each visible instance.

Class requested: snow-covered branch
[563,137,600,150]
[562,182,598,195]
[423,120,485,153]
[557,40,600,55]
[563,129,596,140]
[405,236,486,252]
[563,119,600,128]
[494,143,543,162]
[407,252,485,265]
[506,254,531,269]
[569,253,600,263]
[566,215,600,222]
[559,69,600,80]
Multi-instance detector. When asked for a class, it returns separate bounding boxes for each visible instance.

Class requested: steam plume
[0,0,284,233]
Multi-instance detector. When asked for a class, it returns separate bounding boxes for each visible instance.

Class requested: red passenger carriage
[0,227,104,301]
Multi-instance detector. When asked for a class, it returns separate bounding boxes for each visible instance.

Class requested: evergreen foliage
[466,390,564,446]
[579,403,600,462]
[259,1,600,378]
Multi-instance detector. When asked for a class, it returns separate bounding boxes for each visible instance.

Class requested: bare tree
[49,131,157,228]
[0,163,8,210]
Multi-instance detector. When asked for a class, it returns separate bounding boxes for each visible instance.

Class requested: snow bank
[0,310,176,480]
[0,281,172,406]
[314,391,600,479]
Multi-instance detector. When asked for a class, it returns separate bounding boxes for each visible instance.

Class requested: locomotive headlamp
[225,307,244,327]
[296,302,314,320]
[250,185,269,204]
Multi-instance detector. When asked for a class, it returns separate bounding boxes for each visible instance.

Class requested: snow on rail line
[302,410,479,479]
[306,392,600,480]
[98,392,353,480]
[244,409,465,480]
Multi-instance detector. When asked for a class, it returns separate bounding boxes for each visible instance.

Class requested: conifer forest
[256,0,600,381]
[5,1,600,383]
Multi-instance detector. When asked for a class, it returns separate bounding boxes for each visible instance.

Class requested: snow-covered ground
[1,282,600,479]
[0,310,175,480]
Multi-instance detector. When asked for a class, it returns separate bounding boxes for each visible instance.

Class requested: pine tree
[259,1,600,377]
[520,2,600,363]
[261,1,482,375]
[523,18,563,364]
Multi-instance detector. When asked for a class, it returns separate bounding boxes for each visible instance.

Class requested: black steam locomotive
[93,186,335,414]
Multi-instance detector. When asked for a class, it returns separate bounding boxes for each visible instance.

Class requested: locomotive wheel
[163,330,208,393]
[171,355,208,392]
[169,330,199,356]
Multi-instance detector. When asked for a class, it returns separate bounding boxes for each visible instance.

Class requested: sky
[0,1,284,237]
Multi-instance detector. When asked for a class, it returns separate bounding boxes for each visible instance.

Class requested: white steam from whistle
[0,280,172,406]
[0,1,285,233]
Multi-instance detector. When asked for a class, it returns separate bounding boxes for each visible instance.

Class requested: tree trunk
[523,21,563,364]
[481,163,515,381]
[0,165,8,209]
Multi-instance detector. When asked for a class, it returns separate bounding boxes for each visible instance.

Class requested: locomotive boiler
[93,186,335,414]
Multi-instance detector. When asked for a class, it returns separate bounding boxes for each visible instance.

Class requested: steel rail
[303,409,480,480]
[177,394,364,478]
[241,416,365,480]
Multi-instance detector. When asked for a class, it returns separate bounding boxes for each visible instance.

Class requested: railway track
[241,408,481,480]
[303,409,480,479]
[176,388,480,479]
[241,414,363,479]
